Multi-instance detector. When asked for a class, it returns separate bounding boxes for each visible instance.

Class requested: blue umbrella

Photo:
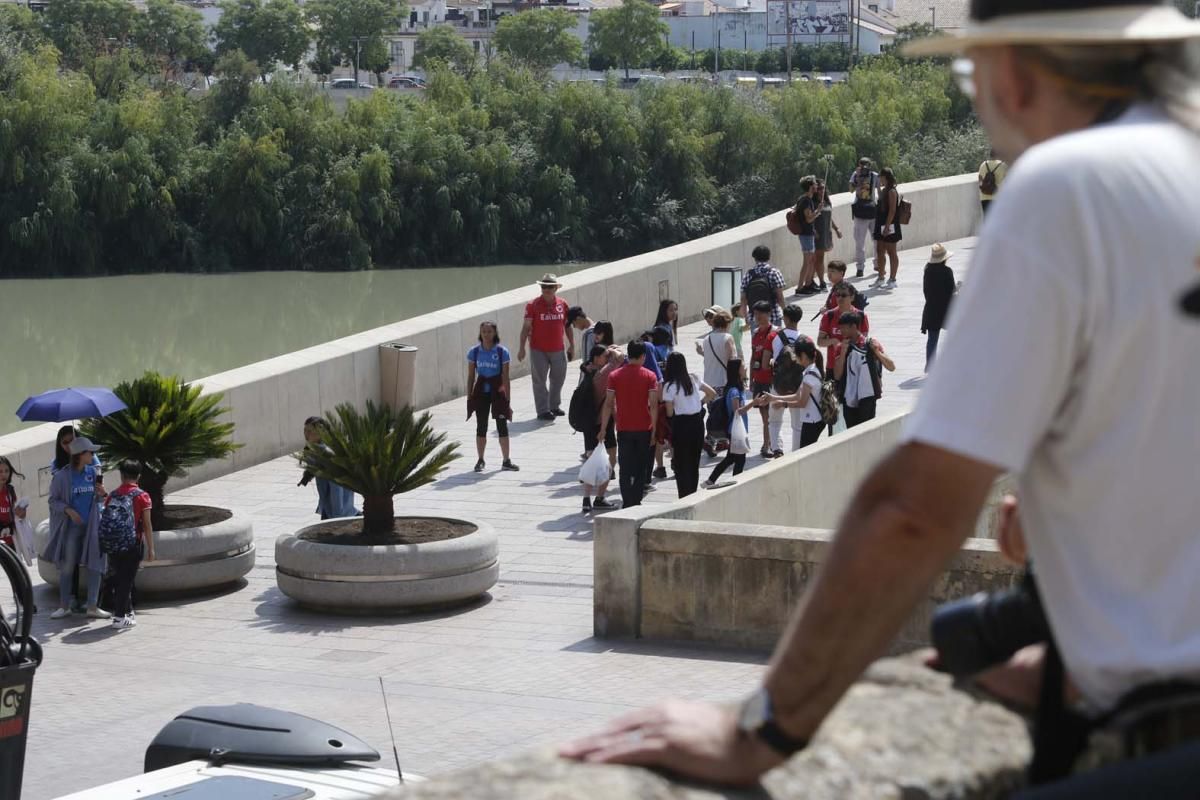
[15,387,127,423]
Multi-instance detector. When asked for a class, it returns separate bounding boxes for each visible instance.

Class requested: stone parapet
[382,656,1031,800]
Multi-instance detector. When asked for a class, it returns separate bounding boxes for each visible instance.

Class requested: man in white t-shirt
[562,2,1200,790]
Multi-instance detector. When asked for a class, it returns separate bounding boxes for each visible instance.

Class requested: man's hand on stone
[558,700,783,787]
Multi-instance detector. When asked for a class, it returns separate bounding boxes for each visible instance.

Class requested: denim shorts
[797,234,816,253]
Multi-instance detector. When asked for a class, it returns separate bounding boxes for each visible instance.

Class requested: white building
[661,5,893,58]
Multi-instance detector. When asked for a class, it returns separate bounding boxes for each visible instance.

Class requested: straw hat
[928,243,952,264]
[536,273,561,288]
[903,1,1200,57]
[703,304,727,317]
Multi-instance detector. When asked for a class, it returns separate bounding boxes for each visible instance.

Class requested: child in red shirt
[104,460,155,629]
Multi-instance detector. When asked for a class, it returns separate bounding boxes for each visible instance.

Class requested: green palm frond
[299,401,460,499]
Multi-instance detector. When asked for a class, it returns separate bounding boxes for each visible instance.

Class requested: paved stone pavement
[17,238,974,798]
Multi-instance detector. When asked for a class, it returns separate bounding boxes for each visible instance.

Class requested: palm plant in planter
[81,372,240,530]
[299,401,460,537]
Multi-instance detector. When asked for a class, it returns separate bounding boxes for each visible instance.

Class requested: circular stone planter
[35,509,255,597]
[274,517,498,613]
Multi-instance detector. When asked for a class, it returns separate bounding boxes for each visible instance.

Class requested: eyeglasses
[951,58,976,100]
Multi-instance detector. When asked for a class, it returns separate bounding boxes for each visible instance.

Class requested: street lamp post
[929,6,936,29]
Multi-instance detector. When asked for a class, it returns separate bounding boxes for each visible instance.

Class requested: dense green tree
[43,0,138,69]
[413,26,476,76]
[308,0,404,82]
[214,0,309,80]
[0,51,986,277]
[493,8,582,72]
[0,5,47,55]
[135,0,209,79]
[587,0,668,79]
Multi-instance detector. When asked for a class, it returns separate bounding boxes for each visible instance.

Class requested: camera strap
[1029,639,1093,785]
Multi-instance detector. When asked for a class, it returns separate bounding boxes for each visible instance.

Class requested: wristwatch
[737,687,810,758]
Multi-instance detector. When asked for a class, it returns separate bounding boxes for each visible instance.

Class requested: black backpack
[705,387,731,435]
[772,333,804,394]
[745,269,774,309]
[568,370,596,433]
[980,163,998,195]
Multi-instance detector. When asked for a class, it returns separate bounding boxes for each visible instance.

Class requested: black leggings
[475,392,509,438]
[707,452,746,484]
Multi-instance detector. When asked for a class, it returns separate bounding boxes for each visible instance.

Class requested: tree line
[0,3,986,277]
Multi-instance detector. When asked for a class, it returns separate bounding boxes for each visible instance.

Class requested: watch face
[738,688,770,732]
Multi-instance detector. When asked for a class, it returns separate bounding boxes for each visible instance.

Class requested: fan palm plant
[81,372,239,529]
[299,402,460,537]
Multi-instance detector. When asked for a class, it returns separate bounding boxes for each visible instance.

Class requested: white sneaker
[86,607,112,620]
[886,279,897,288]
[112,615,136,630]
[702,481,715,490]
[50,607,70,620]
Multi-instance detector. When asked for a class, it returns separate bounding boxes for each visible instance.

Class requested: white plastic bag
[12,497,35,566]
[729,418,751,455]
[579,447,610,487]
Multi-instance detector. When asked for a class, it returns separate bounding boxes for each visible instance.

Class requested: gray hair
[1017,41,1200,132]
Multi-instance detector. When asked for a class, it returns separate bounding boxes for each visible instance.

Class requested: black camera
[930,570,1052,678]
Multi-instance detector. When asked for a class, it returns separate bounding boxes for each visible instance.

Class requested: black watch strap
[755,720,809,758]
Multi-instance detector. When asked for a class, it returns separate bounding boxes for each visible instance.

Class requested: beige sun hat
[536,273,561,288]
[929,243,952,264]
[903,1,1200,57]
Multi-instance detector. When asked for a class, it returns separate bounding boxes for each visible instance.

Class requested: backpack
[98,489,143,555]
[852,291,869,312]
[806,366,840,428]
[834,340,883,403]
[980,162,998,195]
[745,268,775,309]
[705,386,731,436]
[772,334,804,394]
[897,195,913,226]
[568,371,596,434]
[785,207,802,236]
[864,339,884,399]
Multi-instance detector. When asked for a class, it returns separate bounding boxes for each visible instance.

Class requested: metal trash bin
[1,544,41,800]
[379,343,418,411]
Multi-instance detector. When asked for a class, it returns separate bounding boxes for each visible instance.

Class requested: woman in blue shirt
[467,321,519,474]
[43,436,110,620]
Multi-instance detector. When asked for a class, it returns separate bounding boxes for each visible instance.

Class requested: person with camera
[848,157,878,278]
[561,1,1200,794]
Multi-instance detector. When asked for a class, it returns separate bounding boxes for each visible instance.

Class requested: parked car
[331,78,374,89]
[387,76,424,89]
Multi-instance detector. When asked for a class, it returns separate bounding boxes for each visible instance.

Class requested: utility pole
[929,5,936,29]
[785,0,792,82]
[351,36,370,85]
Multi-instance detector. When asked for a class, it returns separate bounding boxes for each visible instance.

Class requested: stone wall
[0,174,981,523]
[384,656,1031,800]
[638,519,1020,652]
[594,411,1015,640]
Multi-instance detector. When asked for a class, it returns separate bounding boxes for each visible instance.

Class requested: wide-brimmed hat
[69,436,98,455]
[703,304,727,317]
[903,1,1200,57]
[536,273,561,288]
[929,243,953,264]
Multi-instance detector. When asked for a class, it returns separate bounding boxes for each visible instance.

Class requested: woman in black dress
[921,243,956,372]
[873,167,902,288]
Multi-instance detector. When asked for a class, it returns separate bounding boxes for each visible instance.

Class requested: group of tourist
[462,223,973,515]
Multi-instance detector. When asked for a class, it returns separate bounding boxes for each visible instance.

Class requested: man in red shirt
[104,459,156,630]
[818,284,870,368]
[598,341,659,509]
[519,274,575,421]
